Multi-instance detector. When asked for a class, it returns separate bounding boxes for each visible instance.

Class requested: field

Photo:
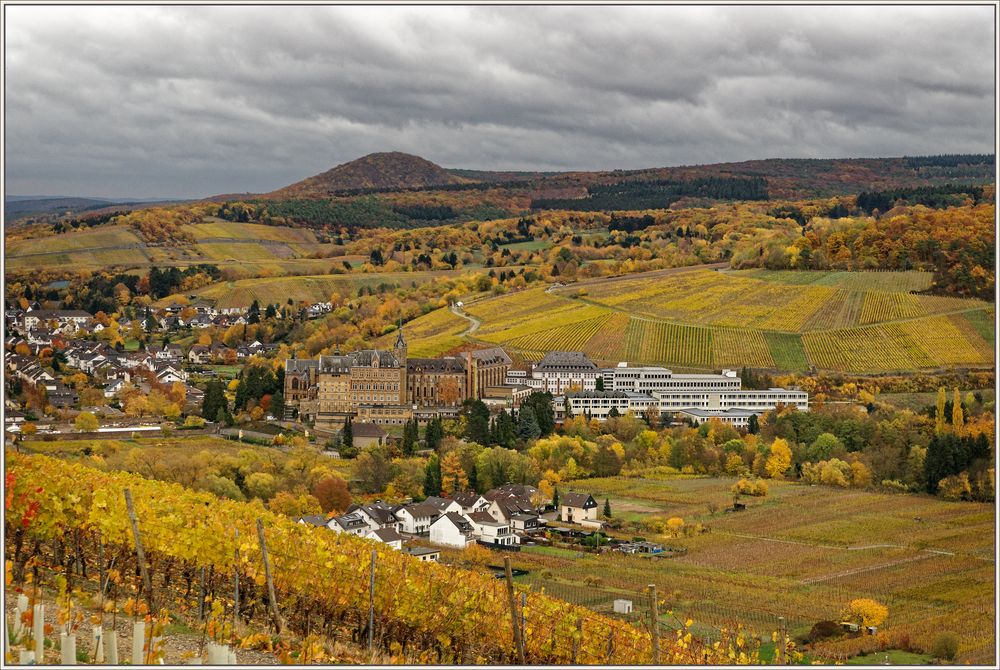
[158,269,464,308]
[447,267,995,373]
[5,220,354,274]
[513,472,995,664]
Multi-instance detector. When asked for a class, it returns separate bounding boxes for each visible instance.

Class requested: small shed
[613,599,633,614]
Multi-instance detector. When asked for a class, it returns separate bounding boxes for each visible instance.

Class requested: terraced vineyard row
[735,269,936,293]
[569,268,990,332]
[802,314,994,372]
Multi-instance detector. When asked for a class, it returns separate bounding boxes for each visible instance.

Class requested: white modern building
[567,362,808,424]
[506,351,599,394]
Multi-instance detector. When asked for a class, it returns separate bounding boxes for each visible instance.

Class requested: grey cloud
[3,4,994,198]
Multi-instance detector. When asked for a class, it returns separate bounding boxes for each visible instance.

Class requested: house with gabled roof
[347,502,400,532]
[467,511,519,547]
[450,491,491,515]
[422,496,463,516]
[369,527,403,550]
[429,512,476,548]
[560,492,599,526]
[326,512,371,537]
[394,502,438,535]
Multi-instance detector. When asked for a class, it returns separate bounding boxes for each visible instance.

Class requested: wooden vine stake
[123,489,154,614]
[367,549,376,653]
[777,616,786,665]
[233,528,241,634]
[255,519,283,634]
[647,584,660,665]
[503,557,526,665]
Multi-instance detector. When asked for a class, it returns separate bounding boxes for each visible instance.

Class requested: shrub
[930,633,959,661]
[808,620,844,643]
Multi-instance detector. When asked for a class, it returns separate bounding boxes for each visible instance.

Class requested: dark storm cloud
[4,4,994,198]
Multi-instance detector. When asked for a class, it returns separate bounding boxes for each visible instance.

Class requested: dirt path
[451,304,480,336]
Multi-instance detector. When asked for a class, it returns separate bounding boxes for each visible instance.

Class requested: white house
[429,512,476,549]
[403,546,440,562]
[348,503,400,532]
[394,503,438,535]
[467,511,519,547]
[422,496,464,516]
[450,491,491,515]
[327,512,370,537]
[560,492,599,525]
[369,528,403,550]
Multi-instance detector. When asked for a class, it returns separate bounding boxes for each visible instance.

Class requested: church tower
[394,320,407,364]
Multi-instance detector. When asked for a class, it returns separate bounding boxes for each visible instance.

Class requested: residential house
[403,546,440,562]
[369,528,404,550]
[104,379,127,398]
[188,345,212,364]
[429,512,476,549]
[326,512,371,537]
[394,503,438,535]
[422,496,464,516]
[346,422,386,449]
[467,511,519,547]
[450,491,491,515]
[347,503,400,532]
[560,492,599,526]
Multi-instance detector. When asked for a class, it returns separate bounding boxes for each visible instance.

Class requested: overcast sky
[4,4,995,199]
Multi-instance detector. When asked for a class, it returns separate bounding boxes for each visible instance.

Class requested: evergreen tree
[924,433,964,493]
[270,391,285,420]
[342,417,354,450]
[517,406,541,440]
[463,399,491,444]
[424,455,442,497]
[247,299,261,325]
[522,392,555,436]
[595,376,604,391]
[402,418,417,455]
[202,380,228,420]
[425,416,443,451]
[608,406,620,418]
[552,487,560,509]
[747,414,759,435]
[564,396,574,419]
[264,303,277,319]
[603,498,612,518]
[495,409,516,448]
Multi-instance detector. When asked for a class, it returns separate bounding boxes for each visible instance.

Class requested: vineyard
[4,451,783,666]
[422,268,995,373]
[538,472,995,664]
[159,270,459,309]
[375,307,469,358]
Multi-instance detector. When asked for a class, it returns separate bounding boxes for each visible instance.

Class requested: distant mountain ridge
[268,151,469,198]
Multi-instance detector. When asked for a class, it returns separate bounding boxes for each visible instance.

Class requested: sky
[3,4,996,199]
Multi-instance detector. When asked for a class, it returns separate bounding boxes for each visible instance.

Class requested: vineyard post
[255,519,283,635]
[198,567,206,621]
[570,617,582,664]
[520,591,527,645]
[647,584,660,664]
[123,489,154,614]
[777,616,786,665]
[233,529,240,633]
[367,549,376,653]
[503,557,526,665]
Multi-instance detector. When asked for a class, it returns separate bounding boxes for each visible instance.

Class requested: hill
[432,266,995,374]
[268,151,470,198]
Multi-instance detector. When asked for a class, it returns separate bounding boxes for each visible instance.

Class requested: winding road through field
[451,303,481,336]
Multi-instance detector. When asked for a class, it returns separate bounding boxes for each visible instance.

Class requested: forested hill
[268,151,469,198]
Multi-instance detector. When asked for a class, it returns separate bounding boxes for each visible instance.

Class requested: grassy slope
[448,269,994,373]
